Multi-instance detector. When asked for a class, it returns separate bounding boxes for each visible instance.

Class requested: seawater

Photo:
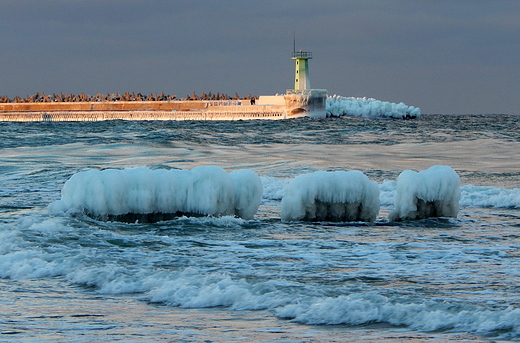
[1,115,520,342]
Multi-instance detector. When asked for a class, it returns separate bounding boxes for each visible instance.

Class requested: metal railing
[286,89,327,95]
[292,51,312,59]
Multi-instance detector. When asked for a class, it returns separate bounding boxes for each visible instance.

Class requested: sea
[1,114,520,342]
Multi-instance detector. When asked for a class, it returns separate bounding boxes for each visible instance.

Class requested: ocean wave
[276,293,520,338]
[326,95,421,119]
[57,260,520,338]
[2,213,520,339]
[460,185,520,208]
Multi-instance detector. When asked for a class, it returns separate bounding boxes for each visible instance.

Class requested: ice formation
[326,95,421,119]
[280,170,380,222]
[48,166,263,222]
[388,165,461,222]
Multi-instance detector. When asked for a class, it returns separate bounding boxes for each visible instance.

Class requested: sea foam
[326,95,421,119]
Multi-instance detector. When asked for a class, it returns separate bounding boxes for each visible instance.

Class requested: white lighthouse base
[284,89,328,119]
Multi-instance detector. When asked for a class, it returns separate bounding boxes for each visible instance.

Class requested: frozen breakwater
[50,165,460,224]
[0,96,420,121]
[48,166,262,222]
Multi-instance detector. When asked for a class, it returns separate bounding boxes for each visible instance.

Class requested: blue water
[1,115,520,342]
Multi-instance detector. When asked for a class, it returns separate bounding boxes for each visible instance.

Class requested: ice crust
[48,165,506,223]
[48,166,263,221]
[326,95,421,119]
[280,170,380,222]
[388,166,461,221]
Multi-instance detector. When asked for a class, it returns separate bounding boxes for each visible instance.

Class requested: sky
[1,0,518,114]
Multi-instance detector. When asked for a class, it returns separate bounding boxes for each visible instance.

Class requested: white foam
[379,180,397,206]
[460,185,520,208]
[60,256,520,337]
[275,293,520,335]
[48,166,263,220]
[260,176,290,201]
[280,170,380,222]
[0,227,22,256]
[3,214,520,339]
[388,166,461,221]
[326,95,421,119]
[176,215,247,228]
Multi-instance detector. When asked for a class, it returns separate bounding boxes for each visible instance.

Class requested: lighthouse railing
[291,51,312,59]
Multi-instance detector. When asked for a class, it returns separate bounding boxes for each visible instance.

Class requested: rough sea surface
[1,114,520,342]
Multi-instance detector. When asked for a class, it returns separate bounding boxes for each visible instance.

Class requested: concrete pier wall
[0,100,292,122]
[0,106,286,122]
[0,100,222,112]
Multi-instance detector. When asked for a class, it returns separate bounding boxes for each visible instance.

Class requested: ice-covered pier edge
[48,166,263,222]
[326,95,421,119]
[284,89,328,118]
[279,91,421,120]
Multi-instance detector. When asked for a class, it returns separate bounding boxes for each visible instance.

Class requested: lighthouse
[292,50,312,90]
[284,48,328,118]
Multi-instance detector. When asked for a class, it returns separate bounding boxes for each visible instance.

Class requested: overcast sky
[1,0,518,114]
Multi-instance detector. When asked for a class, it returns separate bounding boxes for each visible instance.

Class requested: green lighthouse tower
[292,50,312,90]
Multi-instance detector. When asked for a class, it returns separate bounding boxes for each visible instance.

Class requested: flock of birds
[0,91,257,103]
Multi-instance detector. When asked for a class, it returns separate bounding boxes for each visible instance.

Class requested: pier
[0,101,287,122]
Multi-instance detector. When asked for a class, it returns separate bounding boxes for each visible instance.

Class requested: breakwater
[0,103,286,122]
[0,100,221,112]
[0,91,329,121]
[0,94,261,122]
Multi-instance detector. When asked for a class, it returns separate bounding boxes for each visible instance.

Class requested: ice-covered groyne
[48,166,263,222]
[388,166,461,221]
[326,95,421,119]
[280,170,380,222]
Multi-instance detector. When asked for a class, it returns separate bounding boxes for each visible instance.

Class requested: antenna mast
[293,31,296,54]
